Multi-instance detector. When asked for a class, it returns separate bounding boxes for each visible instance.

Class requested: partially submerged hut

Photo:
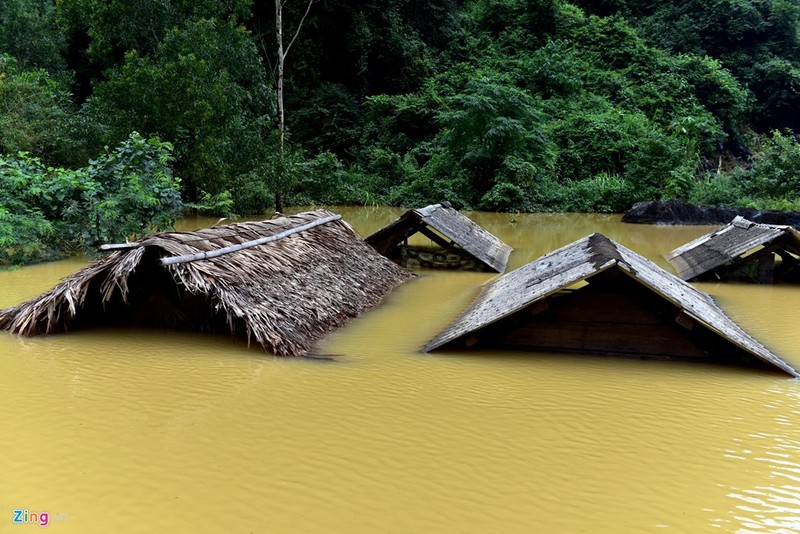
[0,210,415,357]
[423,233,798,376]
[665,216,800,283]
[365,203,512,273]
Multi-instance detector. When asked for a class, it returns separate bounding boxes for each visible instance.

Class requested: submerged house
[0,210,414,357]
[365,203,512,273]
[423,233,798,376]
[665,216,800,283]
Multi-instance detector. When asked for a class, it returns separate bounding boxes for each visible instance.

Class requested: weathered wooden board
[499,321,708,359]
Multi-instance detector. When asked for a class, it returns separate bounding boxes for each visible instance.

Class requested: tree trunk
[273,0,313,214]
[275,0,285,213]
[276,0,285,156]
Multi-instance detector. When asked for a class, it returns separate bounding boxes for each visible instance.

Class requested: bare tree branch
[284,0,315,59]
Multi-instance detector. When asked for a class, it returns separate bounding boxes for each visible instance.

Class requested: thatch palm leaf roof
[0,210,414,357]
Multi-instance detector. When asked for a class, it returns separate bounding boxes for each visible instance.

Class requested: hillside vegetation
[1,0,799,262]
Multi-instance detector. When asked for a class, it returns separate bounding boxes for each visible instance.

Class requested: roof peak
[586,233,629,271]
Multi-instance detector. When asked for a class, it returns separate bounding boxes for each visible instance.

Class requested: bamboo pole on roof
[161,214,342,265]
[99,243,140,251]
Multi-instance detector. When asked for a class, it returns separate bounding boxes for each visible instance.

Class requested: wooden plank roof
[665,216,800,281]
[423,233,798,377]
[365,203,512,273]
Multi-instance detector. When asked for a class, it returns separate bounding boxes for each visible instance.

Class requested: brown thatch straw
[0,210,415,356]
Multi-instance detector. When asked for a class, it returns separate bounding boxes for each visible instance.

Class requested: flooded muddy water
[2,208,800,533]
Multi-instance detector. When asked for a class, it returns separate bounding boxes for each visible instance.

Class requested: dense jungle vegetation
[1,0,800,263]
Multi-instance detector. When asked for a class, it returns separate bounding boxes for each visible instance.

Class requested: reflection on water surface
[2,208,800,533]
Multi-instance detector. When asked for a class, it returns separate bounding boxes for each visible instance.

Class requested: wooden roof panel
[424,233,798,377]
[665,216,796,280]
[366,203,512,272]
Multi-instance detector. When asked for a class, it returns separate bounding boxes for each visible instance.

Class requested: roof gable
[423,233,798,376]
[365,203,512,272]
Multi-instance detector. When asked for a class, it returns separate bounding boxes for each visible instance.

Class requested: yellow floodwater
[2,208,800,533]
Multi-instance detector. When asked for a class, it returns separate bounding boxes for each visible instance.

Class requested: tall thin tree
[274,0,314,212]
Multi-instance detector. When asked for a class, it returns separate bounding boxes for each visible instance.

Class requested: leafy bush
[532,173,635,212]
[480,182,530,211]
[688,172,748,207]
[0,0,67,78]
[229,171,273,216]
[0,54,86,167]
[290,151,362,206]
[565,173,636,212]
[745,130,800,199]
[0,151,55,264]
[189,190,234,217]
[388,149,472,209]
[0,132,183,264]
[688,131,800,209]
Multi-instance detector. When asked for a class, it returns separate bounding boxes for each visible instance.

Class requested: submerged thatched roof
[424,233,798,376]
[0,210,415,357]
[365,203,512,272]
[665,216,800,281]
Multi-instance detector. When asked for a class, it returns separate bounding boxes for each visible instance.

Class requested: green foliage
[228,171,273,217]
[576,0,800,132]
[291,83,361,158]
[0,0,67,78]
[688,172,747,207]
[189,191,235,217]
[0,0,797,221]
[0,133,183,264]
[351,2,750,212]
[57,0,252,63]
[0,55,86,167]
[87,19,272,204]
[440,76,548,170]
[519,40,590,97]
[562,173,636,212]
[388,148,472,209]
[0,206,54,265]
[744,130,800,199]
[480,182,529,212]
[76,132,183,243]
[358,147,417,197]
[289,151,377,206]
[459,0,559,46]
[750,57,800,130]
[674,55,750,135]
[689,131,800,209]
[0,150,55,264]
[360,90,441,156]
[433,74,557,209]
